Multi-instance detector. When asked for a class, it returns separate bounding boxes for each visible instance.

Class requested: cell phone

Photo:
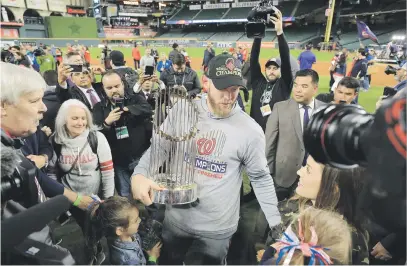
[114,97,125,110]
[69,64,83,73]
[145,65,154,76]
[383,86,397,97]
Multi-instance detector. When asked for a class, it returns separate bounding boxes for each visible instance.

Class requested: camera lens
[304,104,374,168]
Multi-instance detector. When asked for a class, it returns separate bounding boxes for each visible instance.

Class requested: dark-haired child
[87,196,161,265]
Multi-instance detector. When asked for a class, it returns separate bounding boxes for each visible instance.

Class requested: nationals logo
[197,138,216,155]
[193,130,228,179]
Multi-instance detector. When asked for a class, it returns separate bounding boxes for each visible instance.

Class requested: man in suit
[56,63,105,111]
[265,69,324,201]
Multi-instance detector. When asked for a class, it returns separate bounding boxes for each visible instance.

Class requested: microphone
[1,195,72,251]
[1,144,19,178]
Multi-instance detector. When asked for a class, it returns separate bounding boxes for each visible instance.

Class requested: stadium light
[392,35,405,40]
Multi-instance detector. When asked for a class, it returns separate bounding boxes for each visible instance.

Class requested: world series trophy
[148,83,199,205]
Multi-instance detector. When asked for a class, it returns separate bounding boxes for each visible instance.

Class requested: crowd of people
[1,7,406,266]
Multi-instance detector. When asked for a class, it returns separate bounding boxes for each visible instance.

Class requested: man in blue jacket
[350,48,369,92]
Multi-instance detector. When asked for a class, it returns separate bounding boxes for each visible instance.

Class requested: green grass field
[81,47,382,113]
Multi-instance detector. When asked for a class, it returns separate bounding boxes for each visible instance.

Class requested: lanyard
[260,82,276,105]
[173,74,185,86]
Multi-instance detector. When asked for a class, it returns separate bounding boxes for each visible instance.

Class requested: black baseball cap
[110,50,125,66]
[206,54,245,90]
[265,57,281,68]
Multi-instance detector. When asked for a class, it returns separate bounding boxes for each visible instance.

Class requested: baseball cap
[109,50,125,66]
[265,57,281,68]
[206,54,245,90]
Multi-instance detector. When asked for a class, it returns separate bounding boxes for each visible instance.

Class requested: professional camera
[384,65,397,75]
[304,94,406,232]
[245,0,276,39]
[1,144,36,205]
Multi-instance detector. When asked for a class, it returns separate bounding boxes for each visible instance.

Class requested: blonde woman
[49,99,114,231]
[156,52,172,74]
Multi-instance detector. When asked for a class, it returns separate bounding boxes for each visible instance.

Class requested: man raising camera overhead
[249,7,293,131]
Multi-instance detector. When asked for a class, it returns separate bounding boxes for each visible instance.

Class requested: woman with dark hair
[263,156,369,265]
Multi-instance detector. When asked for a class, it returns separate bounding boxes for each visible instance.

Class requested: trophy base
[153,183,198,205]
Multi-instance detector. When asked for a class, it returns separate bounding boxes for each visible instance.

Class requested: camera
[245,0,276,39]
[304,94,406,231]
[303,104,374,168]
[384,65,398,75]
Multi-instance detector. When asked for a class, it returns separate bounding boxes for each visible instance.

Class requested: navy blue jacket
[350,58,368,78]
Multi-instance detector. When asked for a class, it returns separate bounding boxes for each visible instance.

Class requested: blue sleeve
[156,61,162,72]
[297,53,301,61]
[313,54,316,63]
[36,169,65,197]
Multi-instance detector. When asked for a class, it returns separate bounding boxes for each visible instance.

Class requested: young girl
[260,207,352,265]
[87,196,161,265]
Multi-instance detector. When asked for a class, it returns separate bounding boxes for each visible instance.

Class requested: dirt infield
[91,56,397,88]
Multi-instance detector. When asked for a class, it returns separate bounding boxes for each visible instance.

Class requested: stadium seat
[170,7,201,21]
[223,7,252,20]
[194,9,228,20]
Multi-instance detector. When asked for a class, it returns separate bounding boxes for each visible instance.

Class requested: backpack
[52,131,99,178]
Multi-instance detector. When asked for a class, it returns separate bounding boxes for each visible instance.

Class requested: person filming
[249,7,293,131]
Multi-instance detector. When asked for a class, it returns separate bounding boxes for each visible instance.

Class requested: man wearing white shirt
[265,69,324,201]
[56,63,104,111]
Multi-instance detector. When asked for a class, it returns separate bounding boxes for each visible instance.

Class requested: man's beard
[207,93,235,118]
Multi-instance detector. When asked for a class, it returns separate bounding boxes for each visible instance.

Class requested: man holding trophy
[131,54,281,264]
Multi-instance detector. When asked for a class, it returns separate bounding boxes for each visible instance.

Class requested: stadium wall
[7,38,301,49]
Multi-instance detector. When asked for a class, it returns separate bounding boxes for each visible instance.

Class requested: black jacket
[56,82,105,111]
[160,67,201,97]
[93,94,153,167]
[250,34,293,131]
[41,90,61,131]
[202,48,215,67]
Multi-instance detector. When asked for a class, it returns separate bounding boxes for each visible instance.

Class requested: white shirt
[78,86,101,108]
[133,80,166,94]
[298,98,315,132]
[142,90,150,100]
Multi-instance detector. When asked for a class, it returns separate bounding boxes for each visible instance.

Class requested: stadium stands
[277,1,298,17]
[184,32,215,41]
[295,0,327,17]
[159,30,186,39]
[193,9,228,20]
[382,0,406,11]
[208,32,244,41]
[223,7,252,19]
[170,7,200,21]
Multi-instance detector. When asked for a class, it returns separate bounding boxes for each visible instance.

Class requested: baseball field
[84,46,396,113]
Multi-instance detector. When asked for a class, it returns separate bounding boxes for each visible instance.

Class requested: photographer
[1,63,95,259]
[93,70,153,197]
[250,8,293,131]
[160,53,201,98]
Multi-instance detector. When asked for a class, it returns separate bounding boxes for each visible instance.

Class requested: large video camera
[1,144,74,264]
[245,0,276,39]
[304,93,406,232]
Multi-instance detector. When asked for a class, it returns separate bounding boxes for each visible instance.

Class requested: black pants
[160,219,231,265]
[134,59,140,70]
